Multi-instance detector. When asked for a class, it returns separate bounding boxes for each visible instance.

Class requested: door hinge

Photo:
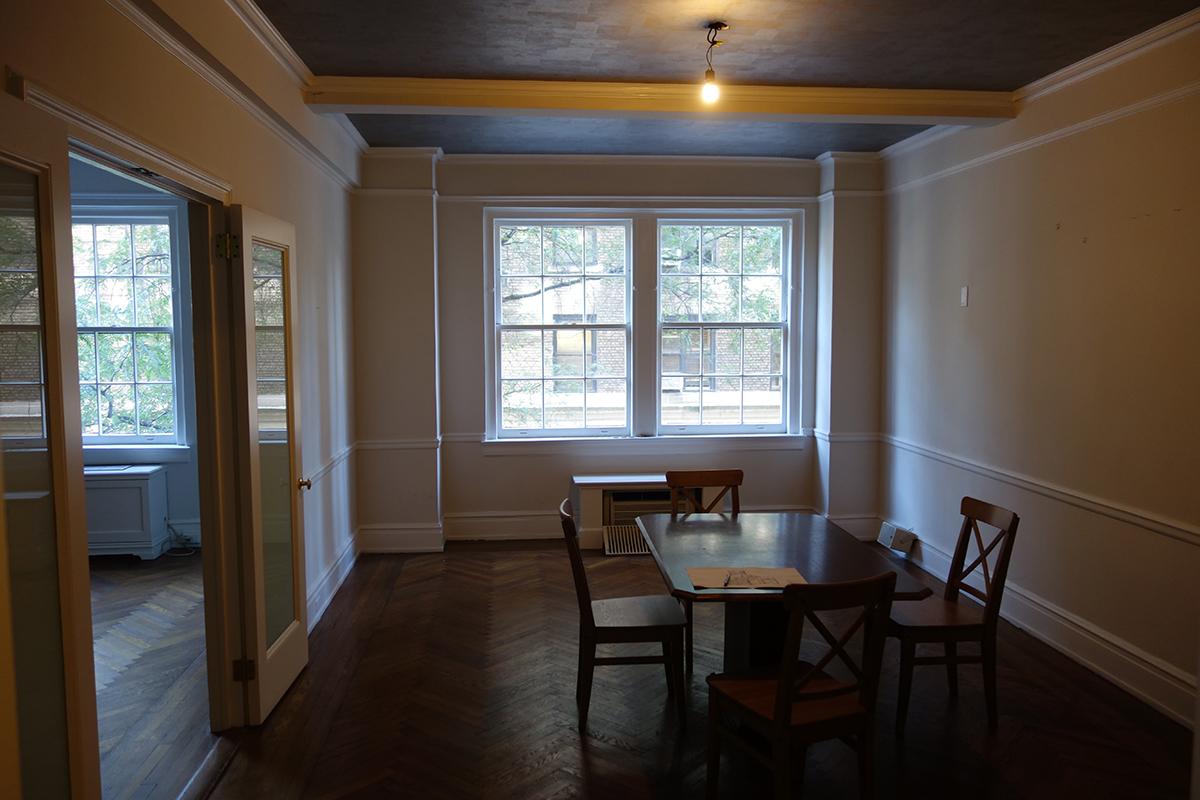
[232,658,256,682]
[216,232,240,260]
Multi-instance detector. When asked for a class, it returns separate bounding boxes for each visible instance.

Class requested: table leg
[722,602,789,673]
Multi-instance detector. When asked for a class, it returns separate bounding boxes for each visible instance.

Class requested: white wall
[1,0,359,625]
[350,154,862,550]
[880,24,1200,723]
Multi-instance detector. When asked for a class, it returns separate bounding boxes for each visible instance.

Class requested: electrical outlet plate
[878,521,916,553]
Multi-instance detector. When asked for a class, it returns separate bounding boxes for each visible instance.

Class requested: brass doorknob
[297,478,312,491]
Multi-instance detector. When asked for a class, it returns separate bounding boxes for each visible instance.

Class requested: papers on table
[686,567,806,589]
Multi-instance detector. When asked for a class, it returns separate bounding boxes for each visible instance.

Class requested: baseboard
[168,517,202,546]
[825,514,880,541]
[356,523,445,553]
[306,535,358,632]
[905,536,1197,728]
[442,511,560,541]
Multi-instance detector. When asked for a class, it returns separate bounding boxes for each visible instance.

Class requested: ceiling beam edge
[303,76,1015,125]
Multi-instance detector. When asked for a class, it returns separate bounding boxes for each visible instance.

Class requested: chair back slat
[946,497,1020,628]
[665,469,743,516]
[559,499,594,627]
[772,573,896,728]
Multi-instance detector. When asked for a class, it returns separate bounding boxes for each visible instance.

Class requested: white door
[228,205,308,723]
[0,91,100,797]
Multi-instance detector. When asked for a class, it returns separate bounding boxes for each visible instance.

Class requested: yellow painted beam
[304,76,1015,125]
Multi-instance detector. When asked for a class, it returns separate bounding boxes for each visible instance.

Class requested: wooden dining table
[636,512,932,672]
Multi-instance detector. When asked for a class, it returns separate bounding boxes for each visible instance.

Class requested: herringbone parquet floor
[210,542,1192,799]
[90,553,216,800]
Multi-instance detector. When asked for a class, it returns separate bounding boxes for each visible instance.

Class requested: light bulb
[701,79,720,104]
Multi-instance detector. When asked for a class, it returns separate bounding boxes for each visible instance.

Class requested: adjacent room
[0,1,1196,798]
[68,156,214,799]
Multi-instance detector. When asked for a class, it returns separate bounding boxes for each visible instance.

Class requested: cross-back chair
[888,496,1020,733]
[559,499,686,730]
[665,468,744,674]
[666,468,743,516]
[706,573,897,799]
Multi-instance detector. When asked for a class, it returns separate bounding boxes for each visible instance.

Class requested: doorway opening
[68,155,215,798]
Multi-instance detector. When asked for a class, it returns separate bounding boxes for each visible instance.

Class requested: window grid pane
[72,219,177,439]
[658,220,788,431]
[497,222,629,434]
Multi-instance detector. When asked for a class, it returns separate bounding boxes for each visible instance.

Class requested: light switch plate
[960,285,969,307]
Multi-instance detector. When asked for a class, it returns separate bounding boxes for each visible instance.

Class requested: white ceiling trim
[1015,7,1200,104]
[107,0,356,189]
[223,0,314,85]
[887,79,1200,194]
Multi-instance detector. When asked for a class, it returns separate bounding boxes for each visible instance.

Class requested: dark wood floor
[210,542,1192,799]
[90,552,216,800]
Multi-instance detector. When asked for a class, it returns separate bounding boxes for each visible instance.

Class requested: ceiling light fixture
[701,21,729,104]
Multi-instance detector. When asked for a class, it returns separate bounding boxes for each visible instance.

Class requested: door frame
[65,145,250,732]
[0,88,99,798]
[6,73,256,777]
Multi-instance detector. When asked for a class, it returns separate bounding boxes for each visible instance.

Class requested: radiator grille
[603,524,651,556]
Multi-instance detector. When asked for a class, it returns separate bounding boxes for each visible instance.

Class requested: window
[0,189,45,442]
[494,221,631,437]
[71,215,181,443]
[489,213,795,440]
[658,222,787,432]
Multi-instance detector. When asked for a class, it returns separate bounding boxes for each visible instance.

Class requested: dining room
[2,1,1197,798]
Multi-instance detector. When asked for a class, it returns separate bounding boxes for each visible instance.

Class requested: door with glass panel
[228,206,306,724]
[0,92,99,797]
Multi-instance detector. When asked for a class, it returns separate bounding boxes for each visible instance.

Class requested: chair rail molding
[882,433,1199,547]
[905,535,1197,726]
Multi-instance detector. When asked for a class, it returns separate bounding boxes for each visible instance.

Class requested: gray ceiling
[349,114,928,158]
[256,0,1199,155]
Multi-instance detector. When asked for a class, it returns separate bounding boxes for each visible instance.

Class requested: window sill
[83,444,193,465]
[477,432,810,457]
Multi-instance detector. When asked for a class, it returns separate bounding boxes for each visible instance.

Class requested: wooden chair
[706,573,897,800]
[889,497,1020,733]
[665,468,743,674]
[559,499,686,729]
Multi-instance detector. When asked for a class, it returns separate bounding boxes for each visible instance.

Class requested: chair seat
[707,672,866,728]
[889,596,984,630]
[592,595,686,630]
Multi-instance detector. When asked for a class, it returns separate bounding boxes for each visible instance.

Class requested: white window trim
[488,214,634,439]
[71,197,192,450]
[654,217,792,436]
[484,207,808,442]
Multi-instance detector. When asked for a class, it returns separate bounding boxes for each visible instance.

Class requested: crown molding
[1014,8,1200,105]
[333,113,368,152]
[304,75,1015,125]
[364,146,446,160]
[438,152,816,168]
[879,124,967,160]
[223,0,314,85]
[106,0,356,190]
[815,151,881,163]
[888,79,1200,193]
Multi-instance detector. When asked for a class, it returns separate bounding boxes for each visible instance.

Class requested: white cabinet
[84,465,169,559]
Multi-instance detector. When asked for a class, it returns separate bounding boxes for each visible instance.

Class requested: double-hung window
[489,213,794,439]
[658,221,788,433]
[494,220,632,437]
[71,213,181,443]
